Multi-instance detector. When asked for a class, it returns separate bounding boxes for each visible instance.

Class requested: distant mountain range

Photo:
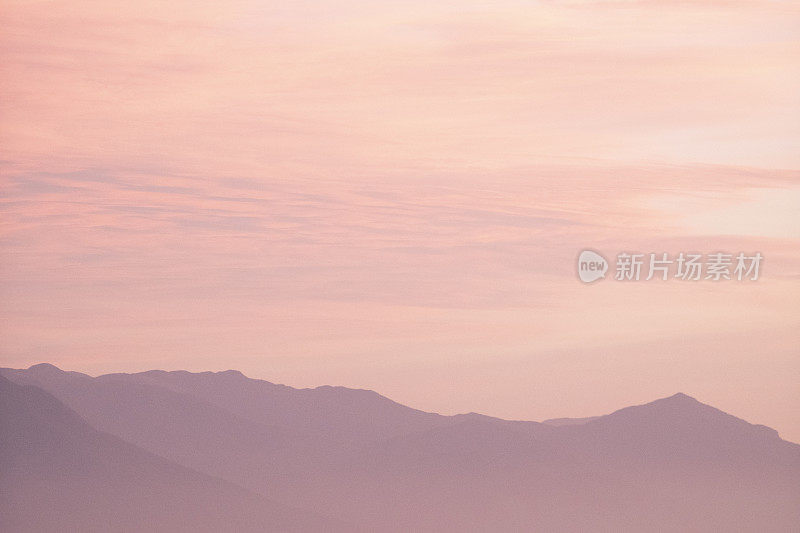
[2,363,798,532]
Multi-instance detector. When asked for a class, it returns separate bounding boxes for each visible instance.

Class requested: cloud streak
[1,0,799,440]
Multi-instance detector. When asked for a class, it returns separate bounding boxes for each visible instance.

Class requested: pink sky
[1,1,799,440]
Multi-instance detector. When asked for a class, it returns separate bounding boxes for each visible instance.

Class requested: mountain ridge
[3,363,798,531]
[0,374,349,532]
[9,362,795,444]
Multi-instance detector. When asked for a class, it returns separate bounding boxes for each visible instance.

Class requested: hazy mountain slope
[119,367,452,443]
[326,393,800,531]
[0,364,545,527]
[542,415,599,426]
[0,364,338,497]
[3,364,799,532]
[0,375,346,533]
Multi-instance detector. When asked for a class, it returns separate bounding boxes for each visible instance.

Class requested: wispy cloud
[1,0,799,440]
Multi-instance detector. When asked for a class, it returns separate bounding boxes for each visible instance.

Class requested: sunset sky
[2,1,799,440]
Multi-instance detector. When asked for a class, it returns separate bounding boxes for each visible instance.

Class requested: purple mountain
[2,364,799,531]
[0,374,347,532]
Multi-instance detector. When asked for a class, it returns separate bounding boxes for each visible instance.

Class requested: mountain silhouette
[2,364,799,531]
[0,374,347,532]
[115,366,450,443]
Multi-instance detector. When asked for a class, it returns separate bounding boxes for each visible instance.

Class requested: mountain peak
[218,369,245,378]
[661,392,701,405]
[27,362,63,373]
